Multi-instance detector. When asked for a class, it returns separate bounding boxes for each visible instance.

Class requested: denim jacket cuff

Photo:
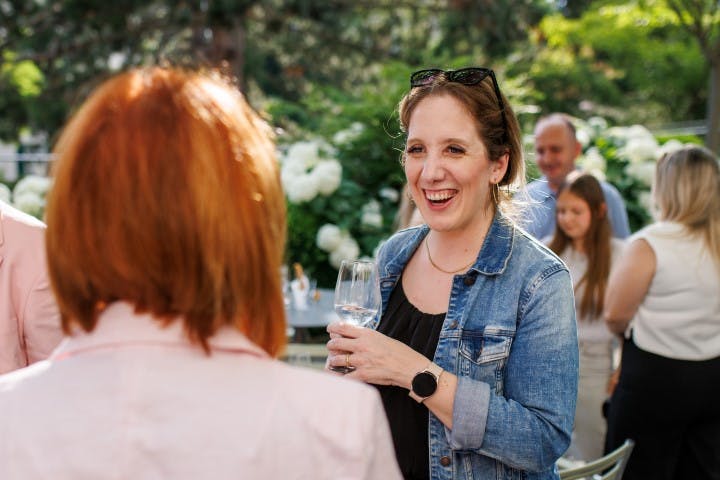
[449,376,490,449]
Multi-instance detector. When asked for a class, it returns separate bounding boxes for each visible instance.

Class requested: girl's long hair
[548,172,612,320]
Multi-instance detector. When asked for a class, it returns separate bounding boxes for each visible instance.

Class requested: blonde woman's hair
[653,145,720,270]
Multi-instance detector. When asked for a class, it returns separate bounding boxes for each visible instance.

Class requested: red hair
[46,67,287,356]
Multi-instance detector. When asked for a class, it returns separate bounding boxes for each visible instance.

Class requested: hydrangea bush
[573,117,701,232]
[273,64,410,288]
[280,122,404,288]
[0,174,52,219]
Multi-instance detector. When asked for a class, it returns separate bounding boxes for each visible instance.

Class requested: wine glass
[329,260,381,373]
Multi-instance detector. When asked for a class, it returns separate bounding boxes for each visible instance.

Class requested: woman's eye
[406,145,424,154]
[447,145,465,154]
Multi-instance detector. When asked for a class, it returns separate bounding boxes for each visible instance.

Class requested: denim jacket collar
[383,212,514,278]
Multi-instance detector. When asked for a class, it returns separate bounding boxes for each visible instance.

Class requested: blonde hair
[654,145,720,270]
[46,67,287,356]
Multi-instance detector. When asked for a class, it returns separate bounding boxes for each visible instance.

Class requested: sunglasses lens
[451,68,489,85]
[410,70,443,87]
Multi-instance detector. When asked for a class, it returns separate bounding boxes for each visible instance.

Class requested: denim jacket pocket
[459,327,513,363]
[458,327,514,394]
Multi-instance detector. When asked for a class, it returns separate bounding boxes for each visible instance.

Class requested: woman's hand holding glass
[328,260,381,373]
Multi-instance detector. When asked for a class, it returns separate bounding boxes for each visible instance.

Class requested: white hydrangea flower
[316,224,343,252]
[576,128,591,149]
[362,199,381,213]
[284,174,319,203]
[280,140,344,203]
[587,116,608,133]
[378,187,399,202]
[359,199,382,228]
[329,236,360,269]
[312,159,342,196]
[13,174,51,197]
[0,183,11,204]
[657,139,685,158]
[281,155,309,177]
[579,147,607,177]
[625,161,656,187]
[625,124,655,142]
[621,136,659,164]
[13,191,45,218]
[361,211,383,228]
[285,141,319,167]
[604,126,630,142]
[332,122,365,145]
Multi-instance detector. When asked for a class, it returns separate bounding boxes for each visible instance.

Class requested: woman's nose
[420,153,445,181]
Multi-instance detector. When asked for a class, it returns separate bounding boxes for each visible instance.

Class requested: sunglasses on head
[410,67,508,142]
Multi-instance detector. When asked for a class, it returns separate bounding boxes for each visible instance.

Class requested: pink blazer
[0,302,402,479]
[0,200,62,374]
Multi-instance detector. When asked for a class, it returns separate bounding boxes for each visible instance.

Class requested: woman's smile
[424,188,458,207]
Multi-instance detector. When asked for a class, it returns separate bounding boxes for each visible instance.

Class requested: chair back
[559,439,635,480]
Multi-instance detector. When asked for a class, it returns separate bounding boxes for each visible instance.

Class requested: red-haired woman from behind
[0,68,400,480]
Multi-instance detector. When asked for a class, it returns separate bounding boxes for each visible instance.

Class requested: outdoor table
[286,288,337,329]
[283,288,337,368]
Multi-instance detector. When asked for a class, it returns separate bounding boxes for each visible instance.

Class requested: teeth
[426,190,456,201]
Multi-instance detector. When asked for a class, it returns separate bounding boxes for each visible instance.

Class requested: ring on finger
[345,353,351,369]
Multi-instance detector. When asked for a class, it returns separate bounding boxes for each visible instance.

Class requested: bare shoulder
[623,237,656,267]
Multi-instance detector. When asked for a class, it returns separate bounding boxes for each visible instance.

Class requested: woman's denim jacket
[371,214,578,480]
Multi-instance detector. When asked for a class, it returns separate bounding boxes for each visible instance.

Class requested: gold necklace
[424,236,476,274]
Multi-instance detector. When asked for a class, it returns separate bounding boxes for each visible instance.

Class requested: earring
[406,188,415,206]
[491,183,500,205]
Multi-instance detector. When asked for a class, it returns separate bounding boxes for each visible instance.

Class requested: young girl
[547,172,625,461]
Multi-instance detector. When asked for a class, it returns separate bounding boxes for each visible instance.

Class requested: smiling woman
[326,67,578,480]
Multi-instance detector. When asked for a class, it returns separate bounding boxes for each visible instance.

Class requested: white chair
[558,439,635,480]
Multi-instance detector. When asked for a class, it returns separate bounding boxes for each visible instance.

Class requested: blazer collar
[51,301,269,361]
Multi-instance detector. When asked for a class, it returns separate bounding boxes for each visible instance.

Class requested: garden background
[1,0,718,287]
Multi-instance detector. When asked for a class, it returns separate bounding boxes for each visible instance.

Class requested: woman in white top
[0,68,401,480]
[604,145,720,480]
[546,172,624,461]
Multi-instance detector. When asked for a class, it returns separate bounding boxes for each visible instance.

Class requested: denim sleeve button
[440,456,452,467]
[449,320,458,329]
[463,275,475,286]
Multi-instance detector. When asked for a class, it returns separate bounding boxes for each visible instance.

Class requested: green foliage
[0,52,44,140]
[272,63,411,287]
[514,0,708,127]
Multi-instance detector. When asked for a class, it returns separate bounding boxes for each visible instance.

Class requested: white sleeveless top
[630,222,720,360]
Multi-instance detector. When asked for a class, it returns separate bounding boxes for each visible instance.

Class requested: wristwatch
[409,362,443,403]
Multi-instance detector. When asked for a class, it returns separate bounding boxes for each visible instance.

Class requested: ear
[492,153,510,183]
[573,140,582,159]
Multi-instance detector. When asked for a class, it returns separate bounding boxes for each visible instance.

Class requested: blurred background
[0,0,718,286]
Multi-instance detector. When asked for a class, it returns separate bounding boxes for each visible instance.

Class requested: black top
[376,279,446,480]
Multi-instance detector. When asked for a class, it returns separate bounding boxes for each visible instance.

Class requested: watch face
[412,371,438,398]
